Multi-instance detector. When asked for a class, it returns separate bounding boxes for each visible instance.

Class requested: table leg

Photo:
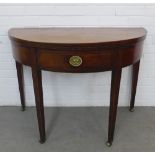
[129,60,140,112]
[106,68,122,147]
[32,67,46,143]
[15,61,25,111]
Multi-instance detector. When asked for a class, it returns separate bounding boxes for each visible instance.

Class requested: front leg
[32,67,46,143]
[106,68,122,147]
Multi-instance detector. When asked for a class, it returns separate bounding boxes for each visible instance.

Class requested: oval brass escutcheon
[69,56,82,67]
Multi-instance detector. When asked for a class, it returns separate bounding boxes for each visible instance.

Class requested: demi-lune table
[8,27,147,146]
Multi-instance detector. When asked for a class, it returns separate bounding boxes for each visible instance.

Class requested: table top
[9,27,146,72]
[9,27,147,45]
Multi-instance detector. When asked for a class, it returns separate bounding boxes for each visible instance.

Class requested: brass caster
[106,141,112,147]
[129,108,134,112]
[21,106,25,111]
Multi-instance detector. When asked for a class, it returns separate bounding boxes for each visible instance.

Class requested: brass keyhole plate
[69,56,82,67]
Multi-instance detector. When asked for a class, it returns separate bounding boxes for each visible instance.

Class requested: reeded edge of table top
[8,27,147,50]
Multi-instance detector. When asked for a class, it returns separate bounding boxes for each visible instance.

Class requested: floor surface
[0,107,155,152]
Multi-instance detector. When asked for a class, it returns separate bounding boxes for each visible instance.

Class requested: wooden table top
[8,27,147,45]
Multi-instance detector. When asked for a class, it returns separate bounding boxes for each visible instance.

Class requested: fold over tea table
[8,27,147,146]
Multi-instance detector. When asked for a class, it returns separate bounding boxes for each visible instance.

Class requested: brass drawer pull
[69,56,82,67]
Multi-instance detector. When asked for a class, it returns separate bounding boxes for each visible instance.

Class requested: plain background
[0,3,154,107]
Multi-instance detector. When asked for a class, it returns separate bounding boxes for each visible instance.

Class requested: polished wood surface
[9,27,146,44]
[9,27,147,146]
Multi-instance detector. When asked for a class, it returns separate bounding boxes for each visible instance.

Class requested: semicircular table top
[8,27,147,45]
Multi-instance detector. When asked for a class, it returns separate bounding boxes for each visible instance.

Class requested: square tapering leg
[15,61,26,111]
[32,67,46,143]
[129,60,140,112]
[106,68,122,147]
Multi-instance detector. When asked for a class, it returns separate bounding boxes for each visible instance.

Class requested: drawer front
[38,50,113,72]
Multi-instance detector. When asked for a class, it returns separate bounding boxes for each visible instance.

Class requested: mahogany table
[8,27,147,146]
